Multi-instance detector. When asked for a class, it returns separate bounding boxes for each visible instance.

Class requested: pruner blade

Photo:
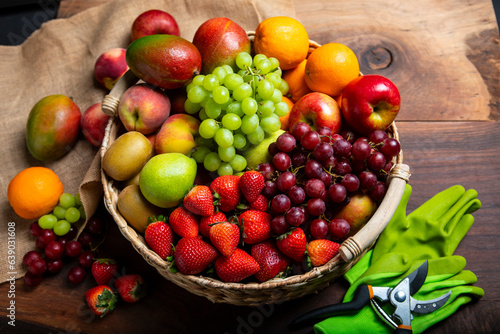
[411,290,452,314]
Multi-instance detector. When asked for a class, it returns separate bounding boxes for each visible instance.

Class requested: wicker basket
[99,34,411,307]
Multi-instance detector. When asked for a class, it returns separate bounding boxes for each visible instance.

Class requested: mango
[126,35,202,89]
[26,94,81,161]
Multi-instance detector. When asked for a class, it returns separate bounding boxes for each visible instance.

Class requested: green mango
[126,35,202,89]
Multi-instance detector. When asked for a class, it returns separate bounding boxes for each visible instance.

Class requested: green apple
[242,129,285,169]
[139,153,197,208]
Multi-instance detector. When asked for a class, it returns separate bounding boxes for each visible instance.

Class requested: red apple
[192,17,251,74]
[155,114,200,155]
[131,9,180,41]
[118,83,171,135]
[288,92,342,133]
[333,191,377,236]
[94,48,128,90]
[341,74,401,135]
[80,103,111,147]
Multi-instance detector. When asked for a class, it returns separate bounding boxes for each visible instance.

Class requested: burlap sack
[0,0,295,283]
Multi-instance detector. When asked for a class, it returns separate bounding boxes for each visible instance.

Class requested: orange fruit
[253,16,309,70]
[280,96,294,130]
[305,43,359,97]
[7,167,64,220]
[282,59,312,102]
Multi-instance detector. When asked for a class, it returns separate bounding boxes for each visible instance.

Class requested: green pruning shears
[291,261,451,333]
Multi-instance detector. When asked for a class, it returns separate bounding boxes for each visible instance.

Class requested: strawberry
[174,237,219,275]
[307,239,341,267]
[239,170,265,202]
[251,240,291,282]
[276,228,307,262]
[215,248,260,282]
[114,274,146,303]
[169,206,199,238]
[238,210,272,244]
[91,258,118,285]
[183,185,215,217]
[199,211,227,238]
[249,194,269,212]
[85,285,117,317]
[210,175,241,212]
[144,216,174,260]
[209,221,240,257]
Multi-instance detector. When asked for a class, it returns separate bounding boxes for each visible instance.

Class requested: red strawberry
[85,285,117,317]
[238,210,272,244]
[199,211,227,238]
[215,248,260,282]
[251,240,291,282]
[276,228,307,262]
[307,239,341,267]
[114,274,146,303]
[183,185,215,217]
[169,206,199,238]
[240,171,265,202]
[144,216,174,259]
[249,194,269,212]
[210,175,241,212]
[209,221,240,257]
[174,237,219,275]
[91,258,118,285]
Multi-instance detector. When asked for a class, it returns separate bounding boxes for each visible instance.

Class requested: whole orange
[253,16,309,70]
[7,167,64,220]
[282,59,312,102]
[305,43,359,97]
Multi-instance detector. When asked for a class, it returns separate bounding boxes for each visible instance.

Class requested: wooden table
[1,0,499,333]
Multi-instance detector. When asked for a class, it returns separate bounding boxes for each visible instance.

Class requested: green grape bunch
[185,52,290,176]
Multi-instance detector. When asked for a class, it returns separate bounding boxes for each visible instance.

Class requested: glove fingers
[443,214,475,256]
[418,270,478,294]
[409,185,465,221]
[440,189,480,233]
[424,256,466,282]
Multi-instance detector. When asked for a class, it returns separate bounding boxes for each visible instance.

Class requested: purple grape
[276,132,297,153]
[328,184,347,203]
[276,171,296,193]
[305,178,326,198]
[286,206,307,226]
[288,185,306,204]
[271,194,291,214]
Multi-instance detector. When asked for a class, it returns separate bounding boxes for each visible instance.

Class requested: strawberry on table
[276,228,307,262]
[307,239,341,267]
[215,248,260,283]
[238,210,272,244]
[199,211,227,238]
[183,185,215,217]
[144,216,174,260]
[169,206,199,238]
[91,258,118,285]
[251,240,291,282]
[85,285,117,318]
[209,221,240,257]
[210,175,241,212]
[174,237,219,275]
[239,170,265,202]
[114,274,146,303]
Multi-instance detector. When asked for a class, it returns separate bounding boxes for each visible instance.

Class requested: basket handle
[101,69,140,116]
[339,163,411,262]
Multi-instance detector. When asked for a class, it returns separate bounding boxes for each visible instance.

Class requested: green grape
[256,58,272,74]
[233,133,247,149]
[257,79,274,100]
[221,64,234,74]
[224,73,244,91]
[260,116,281,134]
[205,99,222,119]
[65,207,81,223]
[212,67,227,82]
[195,136,214,147]
[278,78,289,95]
[53,205,66,220]
[241,97,258,116]
[193,74,205,86]
[75,193,82,207]
[268,57,280,70]
[218,145,236,162]
[212,86,230,105]
[60,193,76,209]
[38,214,57,229]
[188,85,208,103]
[53,220,71,236]
[236,52,253,69]
[274,101,290,117]
[253,54,268,68]
[192,146,211,163]
[222,113,242,131]
[217,162,233,176]
[258,100,275,117]
[204,152,221,172]
[199,119,219,138]
[266,72,282,88]
[214,128,234,148]
[203,74,219,91]
[271,88,283,104]
[233,83,252,101]
[241,114,259,134]
[198,108,209,121]
[200,94,211,108]
[229,154,247,172]
[184,99,202,114]
[186,82,195,93]
[247,126,265,145]
[226,101,244,117]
